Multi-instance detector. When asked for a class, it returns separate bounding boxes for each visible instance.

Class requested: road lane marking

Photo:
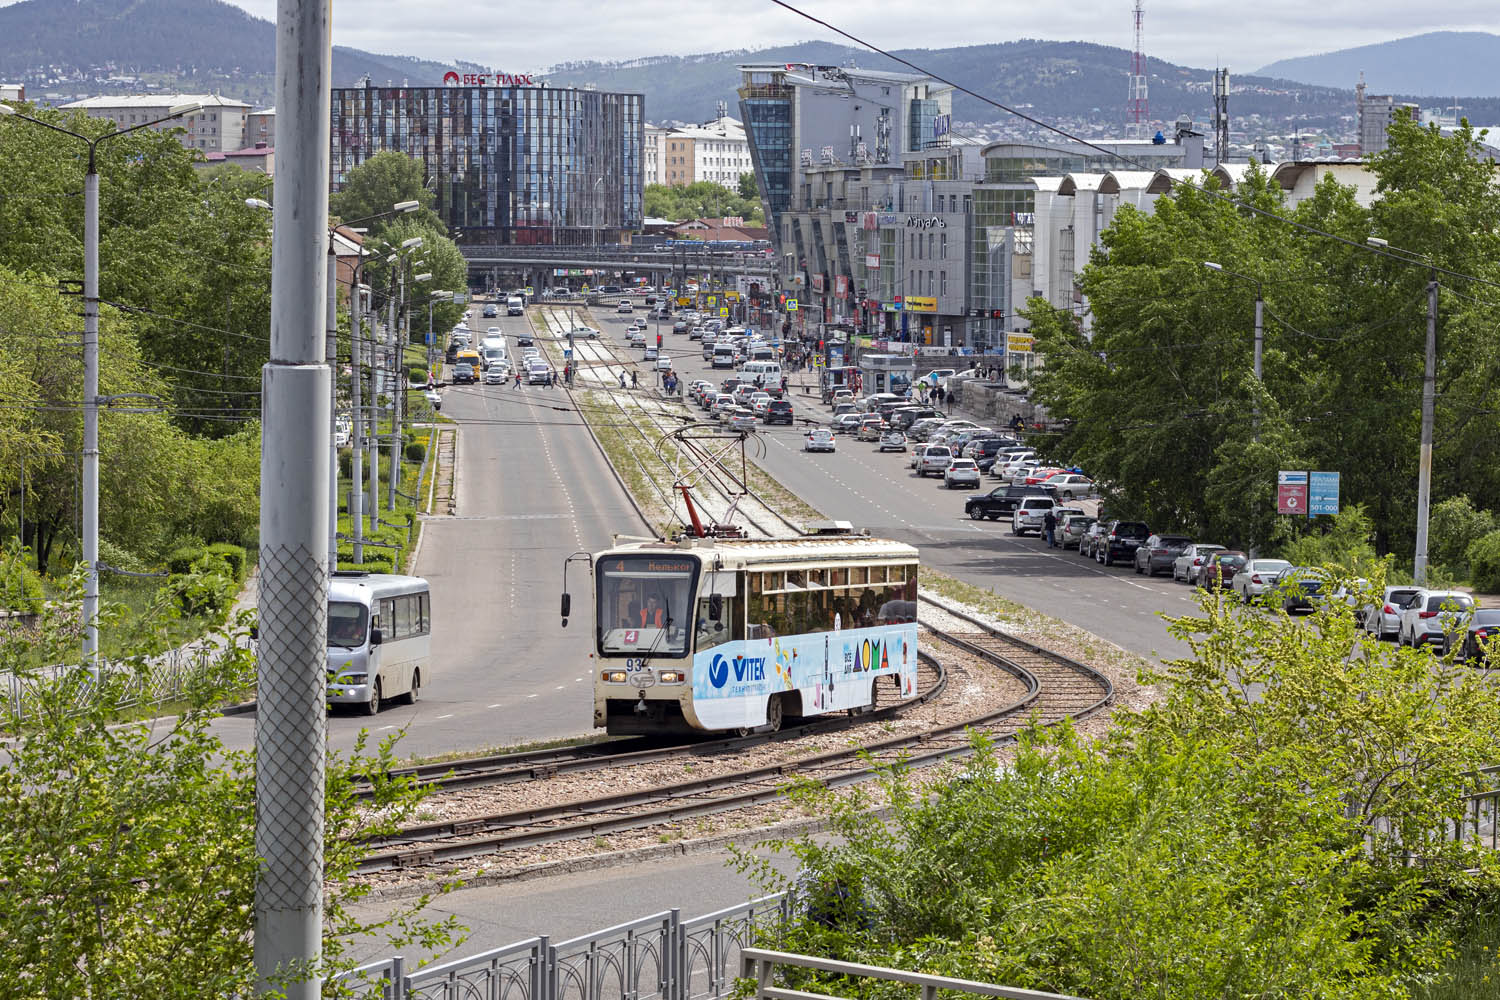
[436,713,454,720]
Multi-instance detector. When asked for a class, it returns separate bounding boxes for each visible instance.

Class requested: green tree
[372,216,469,342]
[0,571,465,995]
[642,181,762,223]
[737,171,759,201]
[329,150,444,236]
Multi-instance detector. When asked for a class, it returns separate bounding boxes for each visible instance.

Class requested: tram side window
[745,564,919,635]
[696,595,741,650]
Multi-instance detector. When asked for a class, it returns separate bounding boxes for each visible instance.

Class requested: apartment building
[60,94,252,154]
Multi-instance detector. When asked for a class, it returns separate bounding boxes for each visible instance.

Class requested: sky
[202,0,1498,73]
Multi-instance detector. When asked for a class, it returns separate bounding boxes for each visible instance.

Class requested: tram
[563,529,920,735]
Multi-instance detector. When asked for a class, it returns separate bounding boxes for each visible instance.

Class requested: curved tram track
[352,595,1112,876]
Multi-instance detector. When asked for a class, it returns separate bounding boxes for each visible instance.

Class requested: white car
[1363,585,1423,641]
[1010,497,1056,536]
[943,458,981,489]
[750,393,772,414]
[627,329,645,345]
[656,353,672,371]
[483,366,506,385]
[1231,559,1293,603]
[878,431,907,452]
[616,301,634,313]
[1397,589,1476,650]
[917,445,953,477]
[804,428,836,453]
[832,412,864,434]
[1172,544,1225,583]
[569,326,600,339]
[526,362,551,385]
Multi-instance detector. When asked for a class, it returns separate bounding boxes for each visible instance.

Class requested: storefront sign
[906,296,938,313]
[844,212,859,224]
[878,213,899,227]
[863,212,879,231]
[1007,333,1034,353]
[906,217,947,229]
[864,254,880,269]
[835,275,849,299]
[811,274,825,293]
[881,302,901,313]
[443,71,536,86]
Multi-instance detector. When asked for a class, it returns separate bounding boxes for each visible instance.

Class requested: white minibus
[326,571,430,714]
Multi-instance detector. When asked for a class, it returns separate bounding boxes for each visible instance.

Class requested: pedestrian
[631,370,639,390]
[514,369,522,389]
[618,371,626,389]
[1043,508,1058,548]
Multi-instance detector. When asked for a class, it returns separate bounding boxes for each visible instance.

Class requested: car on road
[855,415,885,441]
[452,362,476,384]
[1011,496,1057,534]
[944,458,981,489]
[1133,534,1193,577]
[1079,522,1107,559]
[617,301,633,313]
[1059,514,1095,549]
[1455,609,1500,665]
[568,326,600,339]
[728,408,757,431]
[1231,559,1293,603]
[963,484,1056,521]
[804,428,836,453]
[832,412,865,434]
[1361,585,1424,640]
[481,304,497,318]
[764,400,795,425]
[1046,473,1095,499]
[1195,550,1247,589]
[917,445,954,477]
[1397,589,1476,650]
[656,354,672,371]
[712,395,737,420]
[1273,566,1328,613]
[878,431,907,452]
[644,345,659,362]
[1095,520,1150,567]
[526,361,551,385]
[515,331,534,347]
[483,365,506,385]
[750,393,772,415]
[627,328,645,345]
[1172,543,1225,583]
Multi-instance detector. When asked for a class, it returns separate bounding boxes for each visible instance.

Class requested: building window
[927,233,934,258]
[927,269,933,293]
[940,233,947,258]
[940,270,948,295]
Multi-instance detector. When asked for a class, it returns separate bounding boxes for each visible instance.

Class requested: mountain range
[4,0,1499,139]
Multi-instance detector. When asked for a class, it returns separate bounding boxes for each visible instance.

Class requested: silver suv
[916,445,953,477]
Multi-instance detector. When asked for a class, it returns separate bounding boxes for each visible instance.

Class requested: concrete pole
[1414,274,1437,585]
[254,0,331,992]
[1252,292,1264,382]
[82,160,100,665]
[326,250,339,572]
[349,285,364,564]
[388,267,404,512]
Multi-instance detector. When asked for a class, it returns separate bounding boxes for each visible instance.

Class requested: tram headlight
[657,671,685,684]
[602,670,628,683]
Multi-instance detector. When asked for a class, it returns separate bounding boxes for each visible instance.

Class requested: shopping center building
[331,79,643,245]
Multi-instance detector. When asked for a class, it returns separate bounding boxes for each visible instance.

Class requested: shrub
[97,538,149,575]
[168,565,233,618]
[338,448,353,479]
[1430,495,1495,574]
[1466,529,1500,594]
[408,365,427,384]
[1280,504,1378,571]
[204,543,247,583]
[404,441,426,463]
[166,545,206,576]
[0,542,45,614]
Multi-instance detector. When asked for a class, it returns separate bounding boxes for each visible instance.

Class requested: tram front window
[596,555,696,656]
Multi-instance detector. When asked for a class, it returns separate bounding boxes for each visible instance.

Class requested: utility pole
[325,248,339,571]
[255,0,331,993]
[388,265,404,512]
[1415,272,1437,584]
[349,285,364,564]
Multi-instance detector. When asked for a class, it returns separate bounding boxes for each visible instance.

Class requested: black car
[964,484,1057,521]
[481,304,498,318]
[673,319,691,334]
[452,362,476,384]
[1097,520,1150,566]
[1134,534,1192,576]
[515,332,534,347]
[763,400,795,425]
[1458,609,1500,665]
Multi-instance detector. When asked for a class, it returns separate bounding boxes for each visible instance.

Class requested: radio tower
[1126,0,1148,139]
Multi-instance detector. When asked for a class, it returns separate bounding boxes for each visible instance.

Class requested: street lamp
[0,98,201,663]
[1368,235,1439,585]
[1203,260,1266,557]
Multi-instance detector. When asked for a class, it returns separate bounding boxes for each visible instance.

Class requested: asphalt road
[207,303,648,760]
[591,306,1197,662]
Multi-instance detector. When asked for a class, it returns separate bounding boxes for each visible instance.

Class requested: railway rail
[352,598,1111,875]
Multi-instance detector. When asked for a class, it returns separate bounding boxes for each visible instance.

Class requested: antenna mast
[1126,0,1148,139]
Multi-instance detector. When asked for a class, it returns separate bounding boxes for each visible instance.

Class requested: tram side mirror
[370,628,383,647]
[560,593,571,627]
[709,593,723,620]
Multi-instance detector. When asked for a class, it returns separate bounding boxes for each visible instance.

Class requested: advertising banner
[906,296,938,313]
[1007,333,1035,353]
[1308,471,1340,516]
[690,623,919,730]
[1277,470,1309,514]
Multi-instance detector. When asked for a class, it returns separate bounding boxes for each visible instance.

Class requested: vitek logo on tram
[708,653,766,689]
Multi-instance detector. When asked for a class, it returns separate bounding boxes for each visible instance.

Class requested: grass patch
[1415,907,1500,999]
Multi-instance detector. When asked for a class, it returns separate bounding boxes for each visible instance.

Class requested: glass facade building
[737,73,794,233]
[331,83,642,245]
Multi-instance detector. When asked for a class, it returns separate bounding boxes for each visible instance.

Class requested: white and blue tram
[573,534,920,735]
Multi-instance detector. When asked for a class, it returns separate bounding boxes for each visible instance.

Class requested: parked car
[763,400,795,425]
[1011,496,1057,535]
[1133,534,1193,576]
[944,458,981,489]
[878,431,907,452]
[1196,550,1248,589]
[1362,585,1424,641]
[917,445,954,477]
[1047,473,1095,499]
[1231,559,1293,604]
[1096,520,1151,567]
[855,415,885,441]
[1397,589,1476,651]
[1078,522,1107,559]
[1059,514,1096,549]
[1456,609,1500,665]
[804,428,836,453]
[1172,543,1226,583]
[964,484,1057,521]
[832,412,865,434]
[1273,566,1328,613]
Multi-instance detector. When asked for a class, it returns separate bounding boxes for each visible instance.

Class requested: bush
[204,543,247,583]
[97,538,149,575]
[338,447,353,480]
[1279,504,1378,571]
[168,565,233,618]
[1466,529,1500,594]
[408,366,427,384]
[0,542,45,613]
[404,441,426,463]
[1430,495,1495,574]
[166,545,206,576]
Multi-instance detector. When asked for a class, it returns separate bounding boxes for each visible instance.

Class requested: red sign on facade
[835,275,849,299]
[444,71,536,86]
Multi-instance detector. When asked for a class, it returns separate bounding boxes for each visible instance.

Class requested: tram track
[352,601,1111,875]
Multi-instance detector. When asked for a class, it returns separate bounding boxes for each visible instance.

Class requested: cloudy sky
[205,0,1496,73]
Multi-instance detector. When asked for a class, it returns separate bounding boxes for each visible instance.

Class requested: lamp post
[0,98,202,663]
[1203,261,1266,557]
[1369,236,1439,585]
[388,266,431,513]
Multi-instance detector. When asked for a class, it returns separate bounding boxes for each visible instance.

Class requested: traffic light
[656,333,663,348]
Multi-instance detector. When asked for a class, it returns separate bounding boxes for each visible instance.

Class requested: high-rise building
[1356,76,1418,155]
[60,94,251,154]
[331,80,643,245]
